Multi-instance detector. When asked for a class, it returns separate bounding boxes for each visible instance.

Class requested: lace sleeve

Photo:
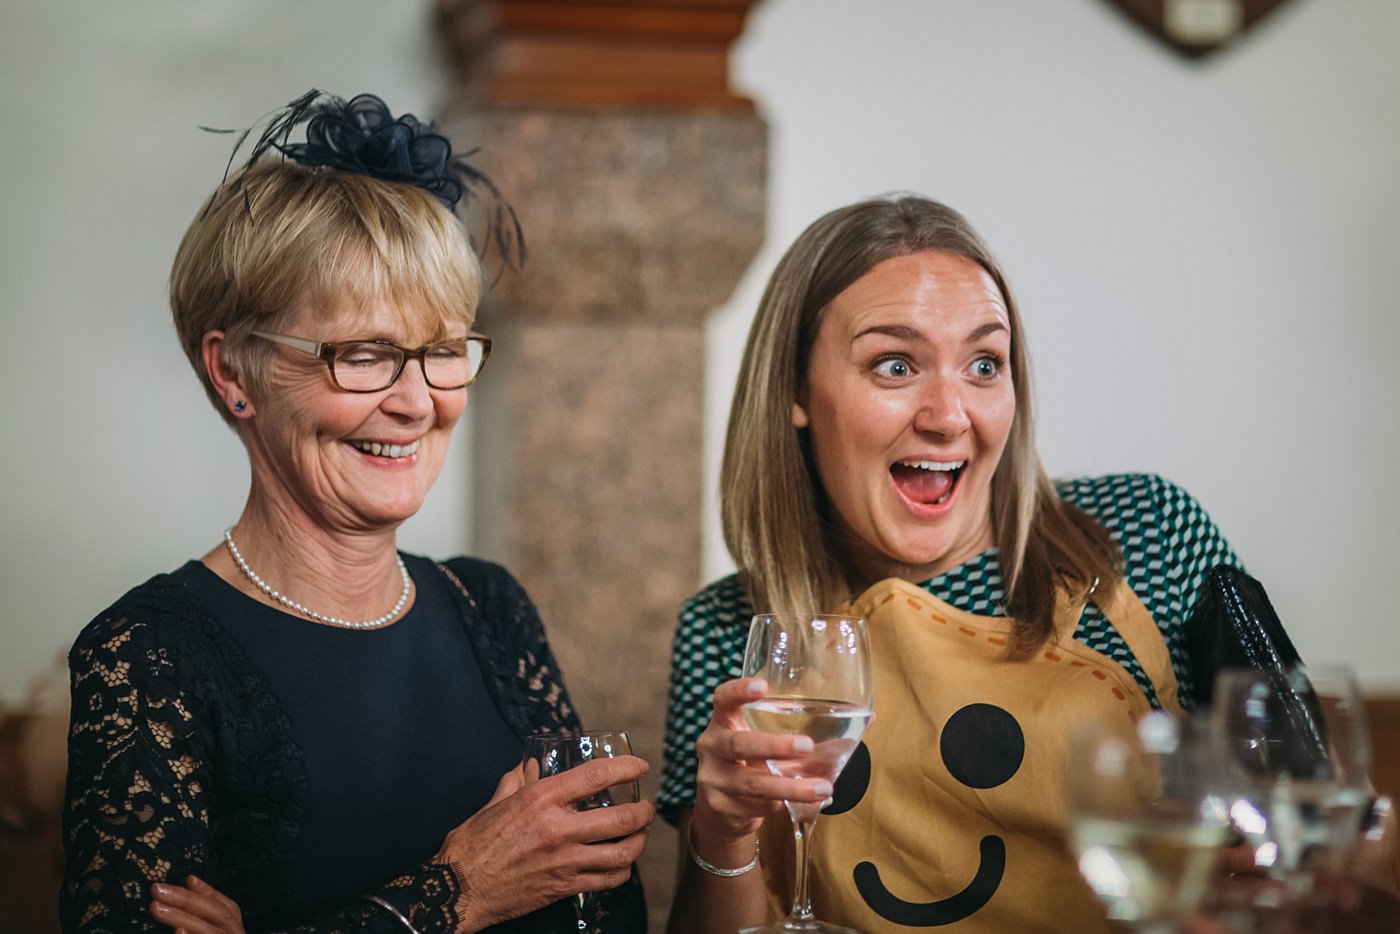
[62,611,213,932]
[490,571,647,934]
[283,867,461,933]
[436,559,580,739]
[503,580,647,934]
[62,578,477,934]
[438,559,648,932]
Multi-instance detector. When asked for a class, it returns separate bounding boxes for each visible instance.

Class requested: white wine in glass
[1209,664,1372,897]
[741,613,873,934]
[1065,712,1231,933]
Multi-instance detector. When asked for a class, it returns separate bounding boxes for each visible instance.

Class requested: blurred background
[3,0,1398,927]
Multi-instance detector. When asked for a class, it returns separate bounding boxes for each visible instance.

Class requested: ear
[791,399,810,429]
[202,331,255,419]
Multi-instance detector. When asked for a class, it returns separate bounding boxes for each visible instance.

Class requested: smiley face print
[829,703,1024,925]
[792,578,1152,932]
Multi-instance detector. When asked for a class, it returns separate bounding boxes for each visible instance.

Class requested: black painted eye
[822,741,871,815]
[939,703,1023,789]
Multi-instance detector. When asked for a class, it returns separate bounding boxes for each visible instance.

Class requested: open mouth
[890,459,965,507]
[350,439,420,460]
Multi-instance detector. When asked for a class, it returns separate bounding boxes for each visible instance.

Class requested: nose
[381,357,436,420]
[912,375,971,439]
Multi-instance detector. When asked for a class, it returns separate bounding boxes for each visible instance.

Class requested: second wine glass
[1064,712,1231,932]
[741,612,873,934]
[520,730,639,934]
[1209,664,1372,897]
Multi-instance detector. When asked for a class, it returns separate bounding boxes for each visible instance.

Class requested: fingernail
[152,884,172,897]
[815,782,833,797]
[792,736,814,753]
[747,678,767,696]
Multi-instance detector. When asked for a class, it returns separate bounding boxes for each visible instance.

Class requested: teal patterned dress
[658,473,1242,819]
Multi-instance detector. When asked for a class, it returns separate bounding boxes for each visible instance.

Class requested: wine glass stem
[788,817,818,922]
[574,892,595,933]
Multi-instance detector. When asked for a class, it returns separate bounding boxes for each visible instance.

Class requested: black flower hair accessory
[206,89,524,272]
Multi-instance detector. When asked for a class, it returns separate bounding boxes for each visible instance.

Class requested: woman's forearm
[667,810,769,934]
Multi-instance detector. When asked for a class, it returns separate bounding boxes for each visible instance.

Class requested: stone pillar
[435,0,766,919]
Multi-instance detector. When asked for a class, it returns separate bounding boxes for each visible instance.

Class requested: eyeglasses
[251,331,491,392]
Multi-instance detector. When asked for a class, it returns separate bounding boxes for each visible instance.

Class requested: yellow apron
[759,576,1182,932]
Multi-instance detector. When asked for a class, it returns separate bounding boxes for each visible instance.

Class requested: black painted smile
[853,835,1006,926]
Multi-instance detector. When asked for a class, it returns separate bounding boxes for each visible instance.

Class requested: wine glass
[1064,711,1231,933]
[521,730,576,782]
[1209,664,1372,898]
[520,730,639,934]
[740,613,873,934]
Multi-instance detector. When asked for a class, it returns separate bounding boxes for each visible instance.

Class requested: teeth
[898,459,965,471]
[352,439,420,459]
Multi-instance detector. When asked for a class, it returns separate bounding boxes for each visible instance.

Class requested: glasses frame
[251,330,492,392]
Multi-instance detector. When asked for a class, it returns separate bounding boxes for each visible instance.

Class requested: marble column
[436,0,767,919]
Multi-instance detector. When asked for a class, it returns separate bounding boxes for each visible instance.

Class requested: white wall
[706,0,1400,689]
[0,0,466,704]
[3,0,1397,704]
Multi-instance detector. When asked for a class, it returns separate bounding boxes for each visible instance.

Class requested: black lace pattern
[62,557,645,932]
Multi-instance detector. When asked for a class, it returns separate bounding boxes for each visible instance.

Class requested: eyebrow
[966,321,1009,342]
[853,324,923,341]
[852,320,1010,344]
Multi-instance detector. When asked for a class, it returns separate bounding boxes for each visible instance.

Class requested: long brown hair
[721,195,1120,648]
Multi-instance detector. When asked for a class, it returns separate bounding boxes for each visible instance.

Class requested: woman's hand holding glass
[691,677,839,856]
[434,748,653,930]
[521,731,642,933]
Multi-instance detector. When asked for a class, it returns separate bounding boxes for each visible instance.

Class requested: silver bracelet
[362,895,420,933]
[687,824,760,877]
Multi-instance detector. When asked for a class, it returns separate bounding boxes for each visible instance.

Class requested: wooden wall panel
[1366,695,1400,799]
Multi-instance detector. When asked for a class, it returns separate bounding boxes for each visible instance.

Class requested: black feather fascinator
[204,89,525,273]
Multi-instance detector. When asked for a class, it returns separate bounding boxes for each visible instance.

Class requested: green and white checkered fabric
[657,473,1241,819]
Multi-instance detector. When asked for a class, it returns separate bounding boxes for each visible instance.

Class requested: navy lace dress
[62,554,646,933]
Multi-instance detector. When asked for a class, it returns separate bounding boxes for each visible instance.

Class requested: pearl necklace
[223,528,411,630]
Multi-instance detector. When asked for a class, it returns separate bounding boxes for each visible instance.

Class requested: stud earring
[234,401,247,413]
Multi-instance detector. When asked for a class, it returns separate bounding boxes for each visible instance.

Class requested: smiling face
[241,294,468,535]
[794,250,1016,586]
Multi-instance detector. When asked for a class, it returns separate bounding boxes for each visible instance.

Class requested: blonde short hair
[170,159,483,424]
[722,195,1119,647]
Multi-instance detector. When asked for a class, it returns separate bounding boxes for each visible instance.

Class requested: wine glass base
[740,921,861,934]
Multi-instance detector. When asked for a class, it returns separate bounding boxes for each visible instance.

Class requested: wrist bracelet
[362,895,420,933]
[687,824,760,877]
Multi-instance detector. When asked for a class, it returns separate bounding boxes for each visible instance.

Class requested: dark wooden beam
[437,0,761,108]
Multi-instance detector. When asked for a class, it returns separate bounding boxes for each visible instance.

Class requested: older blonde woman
[62,92,651,933]
[660,196,1248,933]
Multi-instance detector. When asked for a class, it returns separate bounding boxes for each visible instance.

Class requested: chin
[356,500,426,528]
[883,533,974,576]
